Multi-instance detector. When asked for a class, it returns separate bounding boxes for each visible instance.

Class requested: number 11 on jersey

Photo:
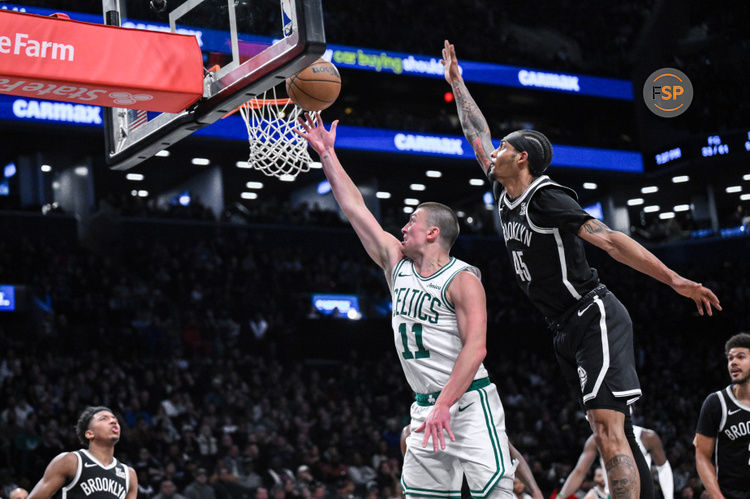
[399,323,430,360]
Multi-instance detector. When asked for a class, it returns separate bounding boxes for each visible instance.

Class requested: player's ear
[427,226,440,242]
[516,150,528,166]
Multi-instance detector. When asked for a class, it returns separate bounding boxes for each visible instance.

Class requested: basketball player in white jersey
[28,406,137,499]
[558,426,673,499]
[296,113,515,498]
[584,468,608,499]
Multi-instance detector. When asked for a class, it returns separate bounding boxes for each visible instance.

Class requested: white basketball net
[239,87,317,179]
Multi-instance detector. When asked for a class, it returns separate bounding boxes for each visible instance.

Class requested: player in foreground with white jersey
[296,113,515,498]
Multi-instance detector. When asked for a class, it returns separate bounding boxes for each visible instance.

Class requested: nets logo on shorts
[642,68,693,118]
[577,366,588,393]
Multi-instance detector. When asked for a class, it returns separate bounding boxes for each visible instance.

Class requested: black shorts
[552,286,641,412]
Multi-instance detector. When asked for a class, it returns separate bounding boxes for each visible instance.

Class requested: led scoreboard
[650,129,750,170]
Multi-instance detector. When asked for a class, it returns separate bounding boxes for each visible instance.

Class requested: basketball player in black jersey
[441,41,721,499]
[28,406,137,499]
[694,333,750,499]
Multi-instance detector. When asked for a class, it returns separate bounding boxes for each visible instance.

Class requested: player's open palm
[295,112,337,155]
[672,276,722,316]
[415,403,455,452]
[441,40,461,85]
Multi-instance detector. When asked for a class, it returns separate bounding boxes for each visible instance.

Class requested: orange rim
[222,98,294,118]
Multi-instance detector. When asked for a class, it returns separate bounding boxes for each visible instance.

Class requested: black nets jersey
[493,175,600,319]
[696,386,750,492]
[62,450,130,499]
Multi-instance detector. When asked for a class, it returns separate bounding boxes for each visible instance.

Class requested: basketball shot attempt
[286,58,341,111]
[295,113,516,498]
[238,58,341,178]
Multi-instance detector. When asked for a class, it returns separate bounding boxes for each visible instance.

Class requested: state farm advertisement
[0,10,203,112]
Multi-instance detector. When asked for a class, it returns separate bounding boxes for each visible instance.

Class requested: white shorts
[401,382,515,498]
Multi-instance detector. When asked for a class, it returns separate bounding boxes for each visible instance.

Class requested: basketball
[285,59,341,111]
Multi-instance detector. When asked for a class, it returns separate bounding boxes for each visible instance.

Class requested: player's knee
[591,423,628,455]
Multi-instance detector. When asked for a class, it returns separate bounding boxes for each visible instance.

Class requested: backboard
[103,0,325,170]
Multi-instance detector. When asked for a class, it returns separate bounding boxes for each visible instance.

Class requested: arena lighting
[425,170,442,178]
[279,174,296,182]
[744,174,750,181]
[191,157,210,166]
[456,211,466,217]
[641,186,658,194]
[130,189,137,196]
[3,163,16,178]
[137,190,148,197]
[40,164,52,172]
[659,212,675,220]
[178,193,191,206]
[403,206,414,213]
[644,205,660,213]
[155,150,170,158]
[725,185,742,193]
[410,183,426,191]
[672,175,690,183]
[627,198,644,206]
[236,161,251,168]
[583,182,597,190]
[443,91,454,103]
[308,162,322,169]
[469,178,485,186]
[404,198,419,206]
[317,180,331,195]
[126,173,144,181]
[74,166,88,176]
[376,191,391,199]
[483,192,493,205]
[241,192,258,200]
[674,204,691,212]
[741,193,750,201]
[246,181,264,189]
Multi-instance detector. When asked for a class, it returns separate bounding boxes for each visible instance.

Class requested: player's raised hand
[295,112,338,155]
[441,40,461,85]
[671,276,722,316]
[414,403,455,452]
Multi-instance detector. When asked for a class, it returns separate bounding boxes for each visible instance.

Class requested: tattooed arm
[441,40,494,175]
[578,219,721,315]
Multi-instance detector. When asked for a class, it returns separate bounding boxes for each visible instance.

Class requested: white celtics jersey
[633,425,651,468]
[391,257,489,394]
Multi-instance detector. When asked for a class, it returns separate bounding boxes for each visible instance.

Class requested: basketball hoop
[238,86,316,179]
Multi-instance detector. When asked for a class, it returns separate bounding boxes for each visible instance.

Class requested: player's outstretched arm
[441,40,494,175]
[693,434,725,499]
[509,441,544,499]
[577,219,721,316]
[28,452,77,499]
[296,113,403,275]
[558,435,598,497]
[642,430,673,499]
[415,271,487,452]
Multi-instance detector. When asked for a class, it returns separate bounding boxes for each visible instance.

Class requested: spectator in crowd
[152,479,187,499]
[184,468,215,499]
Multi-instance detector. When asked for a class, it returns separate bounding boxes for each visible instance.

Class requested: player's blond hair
[417,202,460,250]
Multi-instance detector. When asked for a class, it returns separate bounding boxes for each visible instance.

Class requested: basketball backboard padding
[104,0,325,170]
